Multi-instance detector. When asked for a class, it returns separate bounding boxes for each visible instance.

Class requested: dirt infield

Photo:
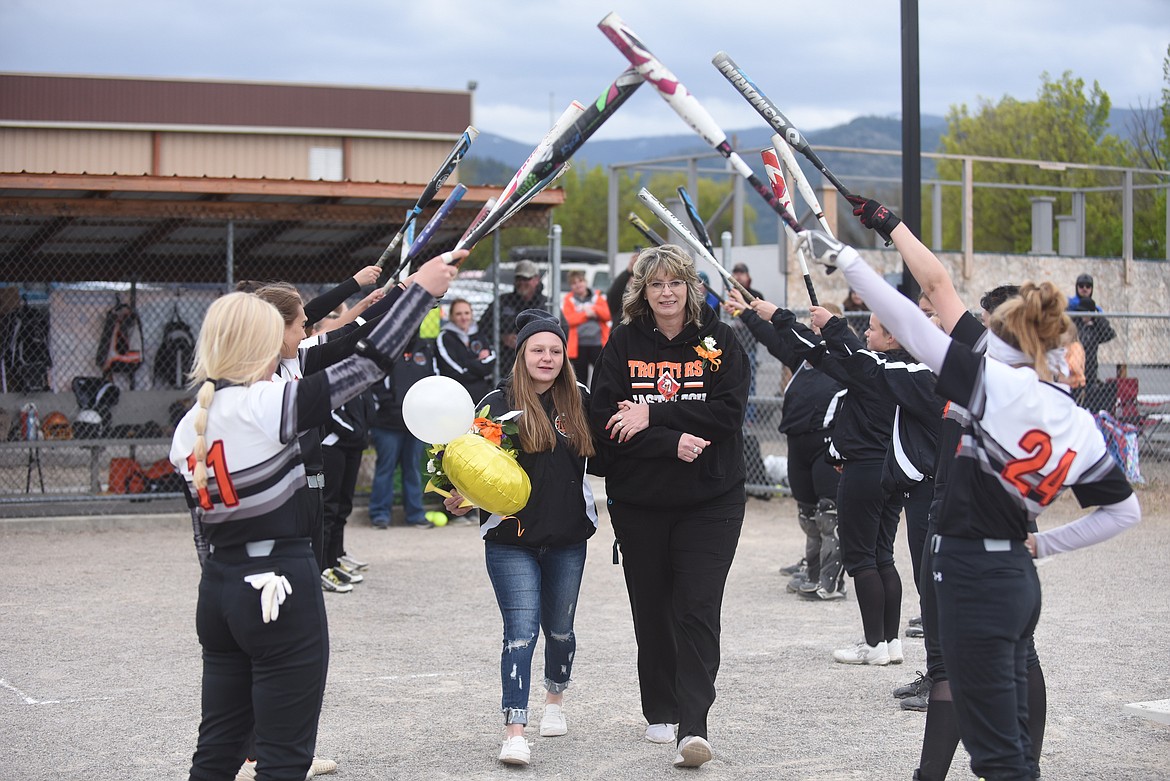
[1,480,1168,780]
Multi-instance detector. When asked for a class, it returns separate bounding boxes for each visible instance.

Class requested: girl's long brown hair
[509,346,595,458]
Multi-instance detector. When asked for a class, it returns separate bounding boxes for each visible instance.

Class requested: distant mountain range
[461,108,1146,244]
[465,107,1144,177]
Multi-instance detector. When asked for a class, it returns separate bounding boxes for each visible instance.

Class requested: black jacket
[371,336,438,431]
[437,321,496,406]
[477,385,598,548]
[837,343,943,491]
[742,308,846,436]
[322,389,374,451]
[589,307,749,508]
[809,315,896,463]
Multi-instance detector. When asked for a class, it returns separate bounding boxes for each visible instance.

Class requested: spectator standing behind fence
[438,298,495,405]
[561,270,611,385]
[478,259,547,373]
[1067,273,1116,411]
[589,244,749,769]
[444,309,598,767]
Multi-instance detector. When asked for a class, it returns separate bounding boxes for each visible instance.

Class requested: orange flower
[693,338,723,371]
[473,417,504,446]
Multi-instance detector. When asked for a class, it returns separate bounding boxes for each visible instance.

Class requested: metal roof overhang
[0,173,563,284]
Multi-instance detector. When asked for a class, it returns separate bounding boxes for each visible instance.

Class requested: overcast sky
[2,0,1168,144]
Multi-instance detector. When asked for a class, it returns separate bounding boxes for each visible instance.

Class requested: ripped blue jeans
[484,540,587,725]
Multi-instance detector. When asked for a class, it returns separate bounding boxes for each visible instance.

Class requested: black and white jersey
[840,345,944,489]
[936,341,1132,539]
[740,308,846,437]
[812,316,897,463]
[172,380,319,549]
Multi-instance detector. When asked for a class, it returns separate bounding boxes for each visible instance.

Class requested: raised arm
[802,231,953,376]
[847,197,967,334]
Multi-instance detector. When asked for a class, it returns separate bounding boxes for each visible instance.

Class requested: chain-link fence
[3,214,1169,502]
[741,310,1170,498]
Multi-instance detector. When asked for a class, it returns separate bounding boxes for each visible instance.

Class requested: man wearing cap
[478,259,549,374]
[1067,272,1116,409]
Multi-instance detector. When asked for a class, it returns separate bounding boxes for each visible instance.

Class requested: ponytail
[989,281,1071,381]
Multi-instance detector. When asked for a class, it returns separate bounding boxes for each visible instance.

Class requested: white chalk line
[0,676,118,706]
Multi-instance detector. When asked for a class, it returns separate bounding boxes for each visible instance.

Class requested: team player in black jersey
[797,220,1140,781]
[844,200,1040,776]
[172,252,460,781]
[725,291,847,600]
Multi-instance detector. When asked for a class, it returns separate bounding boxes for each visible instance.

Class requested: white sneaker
[644,723,677,743]
[673,735,714,768]
[308,756,338,778]
[499,735,531,766]
[235,760,256,781]
[887,638,904,665]
[832,639,890,665]
[338,553,369,572]
[539,703,567,737]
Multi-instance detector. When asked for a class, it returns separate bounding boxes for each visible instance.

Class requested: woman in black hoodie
[589,244,749,770]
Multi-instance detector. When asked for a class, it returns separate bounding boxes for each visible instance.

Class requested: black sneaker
[779,558,806,577]
[893,671,932,699]
[908,616,922,627]
[900,693,928,712]
[786,573,814,593]
[905,625,925,638]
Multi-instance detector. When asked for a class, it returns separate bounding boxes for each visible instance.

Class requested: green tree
[937,71,1137,256]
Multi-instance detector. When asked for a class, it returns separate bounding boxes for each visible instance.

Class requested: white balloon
[401,376,476,444]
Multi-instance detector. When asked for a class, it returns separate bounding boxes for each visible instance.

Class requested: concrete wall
[616,244,1170,366]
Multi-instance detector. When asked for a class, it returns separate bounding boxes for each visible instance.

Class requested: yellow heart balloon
[442,433,531,516]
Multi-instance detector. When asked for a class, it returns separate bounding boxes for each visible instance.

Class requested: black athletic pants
[190,538,329,781]
[322,445,363,569]
[933,535,1041,781]
[838,460,903,574]
[609,495,743,744]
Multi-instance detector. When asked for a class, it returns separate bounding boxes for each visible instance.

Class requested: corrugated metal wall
[0,128,152,176]
[0,128,464,185]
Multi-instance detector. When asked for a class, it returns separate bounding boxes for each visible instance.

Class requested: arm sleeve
[1034,492,1140,558]
[836,247,952,375]
[739,309,786,365]
[289,285,436,436]
[304,277,360,325]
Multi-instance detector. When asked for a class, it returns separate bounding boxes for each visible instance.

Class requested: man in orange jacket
[561,270,610,384]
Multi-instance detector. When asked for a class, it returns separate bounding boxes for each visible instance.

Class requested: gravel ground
[1,479,1168,780]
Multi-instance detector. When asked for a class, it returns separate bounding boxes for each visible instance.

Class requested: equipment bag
[108,457,147,494]
[96,299,144,379]
[1,303,52,393]
[153,312,196,389]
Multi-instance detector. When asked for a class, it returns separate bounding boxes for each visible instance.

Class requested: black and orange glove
[846,195,902,237]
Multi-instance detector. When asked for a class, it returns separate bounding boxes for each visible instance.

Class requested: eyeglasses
[647,280,687,293]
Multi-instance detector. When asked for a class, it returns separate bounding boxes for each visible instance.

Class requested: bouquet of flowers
[425,406,531,515]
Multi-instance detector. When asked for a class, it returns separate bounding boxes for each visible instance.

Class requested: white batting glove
[795,230,860,273]
[244,572,293,624]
